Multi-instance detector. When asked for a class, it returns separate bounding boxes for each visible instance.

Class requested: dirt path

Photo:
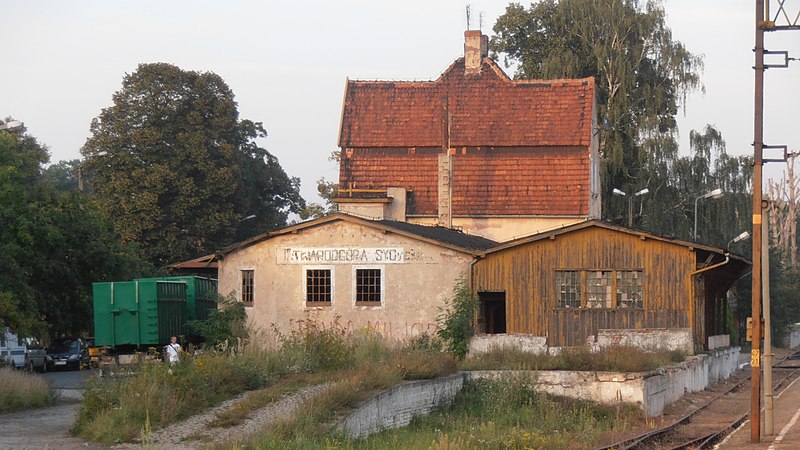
[115,383,330,449]
[0,401,100,450]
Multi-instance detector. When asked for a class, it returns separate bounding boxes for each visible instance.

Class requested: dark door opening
[479,292,506,334]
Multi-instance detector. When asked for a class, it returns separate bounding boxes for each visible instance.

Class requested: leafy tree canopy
[0,120,152,338]
[492,0,704,219]
[81,63,305,267]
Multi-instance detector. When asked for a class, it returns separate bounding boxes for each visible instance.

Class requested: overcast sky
[2,1,798,204]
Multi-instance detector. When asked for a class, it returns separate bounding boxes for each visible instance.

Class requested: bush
[436,275,478,359]
[0,367,54,413]
[187,293,247,348]
[277,320,354,373]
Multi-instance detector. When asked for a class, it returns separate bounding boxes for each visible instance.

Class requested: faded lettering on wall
[277,247,432,264]
[290,318,439,339]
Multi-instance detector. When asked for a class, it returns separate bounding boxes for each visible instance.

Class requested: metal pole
[694,196,701,240]
[751,0,765,443]
[628,196,633,227]
[763,202,773,435]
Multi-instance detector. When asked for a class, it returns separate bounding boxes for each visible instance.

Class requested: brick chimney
[464,30,488,74]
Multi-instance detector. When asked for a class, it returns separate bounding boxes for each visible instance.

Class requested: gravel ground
[115,383,330,449]
[0,401,100,450]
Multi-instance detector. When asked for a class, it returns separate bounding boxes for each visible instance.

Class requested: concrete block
[468,334,548,355]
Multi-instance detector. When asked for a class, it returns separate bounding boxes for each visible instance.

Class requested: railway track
[598,352,800,450]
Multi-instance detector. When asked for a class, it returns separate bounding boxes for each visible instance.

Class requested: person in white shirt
[166,336,181,364]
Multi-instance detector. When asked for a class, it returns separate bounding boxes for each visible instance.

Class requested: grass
[73,323,680,447]
[462,345,687,372]
[244,377,641,449]
[73,326,456,444]
[0,367,55,413]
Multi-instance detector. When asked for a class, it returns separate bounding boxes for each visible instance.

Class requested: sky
[2,1,799,204]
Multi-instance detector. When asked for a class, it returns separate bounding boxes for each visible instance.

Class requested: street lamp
[694,188,724,240]
[612,187,649,227]
[727,231,751,249]
[0,120,23,131]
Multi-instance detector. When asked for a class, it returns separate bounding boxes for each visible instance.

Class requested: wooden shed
[471,221,750,351]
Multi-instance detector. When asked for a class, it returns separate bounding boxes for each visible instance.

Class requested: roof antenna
[466,5,471,30]
[479,12,483,32]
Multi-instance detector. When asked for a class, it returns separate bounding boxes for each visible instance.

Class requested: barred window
[241,270,254,306]
[306,269,332,304]
[356,268,382,305]
[555,271,581,308]
[586,271,613,309]
[616,270,643,308]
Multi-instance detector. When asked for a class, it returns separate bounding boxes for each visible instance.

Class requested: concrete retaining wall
[338,347,741,439]
[338,373,465,439]
[468,346,740,417]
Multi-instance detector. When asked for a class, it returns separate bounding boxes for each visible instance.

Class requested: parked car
[47,337,90,370]
[23,337,50,372]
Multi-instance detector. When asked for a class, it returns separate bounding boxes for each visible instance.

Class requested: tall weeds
[0,367,54,413]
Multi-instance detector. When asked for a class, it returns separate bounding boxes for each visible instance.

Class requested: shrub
[436,275,478,359]
[277,320,354,373]
[0,367,54,412]
[187,292,247,348]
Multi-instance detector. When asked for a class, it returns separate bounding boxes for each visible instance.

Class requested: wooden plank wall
[472,227,696,347]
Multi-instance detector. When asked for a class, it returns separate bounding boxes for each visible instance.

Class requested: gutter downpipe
[689,254,731,354]
[689,254,731,277]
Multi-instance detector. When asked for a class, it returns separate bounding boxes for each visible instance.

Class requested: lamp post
[612,187,649,227]
[0,120,23,131]
[727,231,751,248]
[694,188,725,240]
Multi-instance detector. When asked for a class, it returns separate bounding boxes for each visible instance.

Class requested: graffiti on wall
[290,318,439,339]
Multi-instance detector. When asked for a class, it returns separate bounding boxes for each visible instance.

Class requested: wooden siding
[472,227,697,347]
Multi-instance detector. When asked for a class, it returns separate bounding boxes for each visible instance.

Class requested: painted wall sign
[278,247,428,264]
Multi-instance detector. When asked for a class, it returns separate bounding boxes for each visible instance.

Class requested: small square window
[617,270,643,308]
[356,268,382,305]
[306,269,332,305]
[556,271,581,308]
[586,271,612,309]
[241,270,254,306]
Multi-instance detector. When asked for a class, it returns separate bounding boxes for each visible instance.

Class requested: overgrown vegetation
[463,345,686,373]
[246,377,640,449]
[73,324,456,444]
[0,367,54,413]
[188,293,247,347]
[436,275,478,359]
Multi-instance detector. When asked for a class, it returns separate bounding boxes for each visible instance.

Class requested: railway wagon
[93,276,218,348]
[134,276,217,322]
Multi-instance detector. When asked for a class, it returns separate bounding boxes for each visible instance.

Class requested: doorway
[479,292,506,334]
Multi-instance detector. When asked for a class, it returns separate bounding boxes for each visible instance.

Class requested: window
[241,270,254,306]
[586,271,613,308]
[556,271,581,308]
[355,268,382,305]
[555,269,644,309]
[616,270,643,308]
[306,268,332,305]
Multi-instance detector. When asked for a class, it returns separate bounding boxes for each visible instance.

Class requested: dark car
[47,337,89,370]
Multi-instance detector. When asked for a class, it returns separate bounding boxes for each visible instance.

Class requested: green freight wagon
[93,280,189,347]
[134,276,218,321]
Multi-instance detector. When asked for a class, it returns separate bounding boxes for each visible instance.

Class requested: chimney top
[464,31,489,74]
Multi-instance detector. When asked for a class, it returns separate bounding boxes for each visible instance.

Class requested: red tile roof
[340,147,589,216]
[339,58,595,148]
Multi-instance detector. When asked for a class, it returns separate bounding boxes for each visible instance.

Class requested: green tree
[492,0,703,221]
[81,63,305,266]
[0,121,151,337]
